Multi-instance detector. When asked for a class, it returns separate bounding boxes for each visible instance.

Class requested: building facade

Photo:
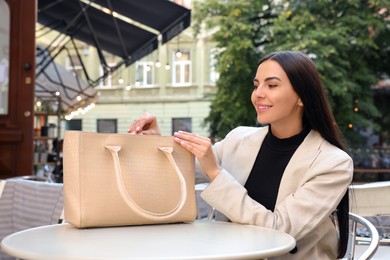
[44,23,219,138]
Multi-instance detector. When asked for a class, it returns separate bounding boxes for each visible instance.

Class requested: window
[209,48,220,85]
[172,50,191,86]
[97,119,117,133]
[66,119,82,131]
[99,63,121,88]
[0,0,10,115]
[172,118,192,135]
[135,61,154,86]
[65,54,84,79]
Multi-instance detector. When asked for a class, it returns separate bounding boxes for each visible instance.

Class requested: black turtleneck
[244,126,310,211]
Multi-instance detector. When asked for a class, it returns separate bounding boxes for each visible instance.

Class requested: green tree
[193,0,390,146]
[265,0,390,146]
[371,13,390,146]
[193,0,281,138]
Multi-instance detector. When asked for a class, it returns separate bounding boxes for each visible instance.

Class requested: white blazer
[201,126,353,259]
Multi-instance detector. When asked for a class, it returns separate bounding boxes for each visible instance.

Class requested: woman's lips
[257,104,272,112]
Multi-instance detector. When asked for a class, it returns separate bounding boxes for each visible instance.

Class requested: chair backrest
[349,181,390,216]
[0,179,64,260]
[345,212,380,260]
[349,181,390,247]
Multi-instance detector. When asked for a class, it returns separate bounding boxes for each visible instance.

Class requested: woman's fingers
[174,131,209,145]
[173,131,211,154]
[128,119,146,134]
[127,122,141,134]
[128,113,161,135]
[173,131,219,181]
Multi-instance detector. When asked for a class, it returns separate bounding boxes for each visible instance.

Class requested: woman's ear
[297,98,304,107]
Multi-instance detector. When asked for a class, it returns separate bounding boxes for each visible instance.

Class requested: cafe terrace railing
[350,148,390,182]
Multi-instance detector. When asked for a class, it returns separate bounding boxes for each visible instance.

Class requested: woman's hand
[174,131,220,181]
[128,112,161,135]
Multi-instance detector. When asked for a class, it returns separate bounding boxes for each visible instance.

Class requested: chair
[349,182,390,245]
[0,178,64,260]
[345,212,380,260]
[195,183,215,220]
[349,181,390,216]
[6,175,49,182]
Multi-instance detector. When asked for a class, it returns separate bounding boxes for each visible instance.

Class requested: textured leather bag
[63,131,196,228]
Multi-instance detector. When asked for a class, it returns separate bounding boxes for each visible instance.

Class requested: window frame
[135,61,155,87]
[97,119,117,133]
[172,50,191,86]
[171,117,192,135]
[209,48,220,85]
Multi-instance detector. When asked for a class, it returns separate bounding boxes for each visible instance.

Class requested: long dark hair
[259,51,350,258]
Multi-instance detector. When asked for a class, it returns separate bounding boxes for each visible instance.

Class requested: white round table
[1,221,296,260]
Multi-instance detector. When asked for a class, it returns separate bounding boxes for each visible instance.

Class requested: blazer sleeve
[201,134,353,241]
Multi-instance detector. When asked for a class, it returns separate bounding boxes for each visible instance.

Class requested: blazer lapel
[275,130,324,205]
[234,126,269,185]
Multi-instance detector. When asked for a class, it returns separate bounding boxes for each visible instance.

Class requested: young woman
[128,51,353,259]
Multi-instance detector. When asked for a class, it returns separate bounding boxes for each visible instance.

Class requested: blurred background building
[35,0,215,138]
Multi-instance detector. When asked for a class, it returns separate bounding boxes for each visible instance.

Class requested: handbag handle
[105,145,187,221]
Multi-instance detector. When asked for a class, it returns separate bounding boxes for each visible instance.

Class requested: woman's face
[251,59,304,137]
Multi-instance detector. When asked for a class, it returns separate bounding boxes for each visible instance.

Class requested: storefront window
[172,118,192,135]
[97,119,117,133]
[0,0,10,115]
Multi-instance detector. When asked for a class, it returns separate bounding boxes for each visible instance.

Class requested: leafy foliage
[193,0,278,137]
[193,0,390,146]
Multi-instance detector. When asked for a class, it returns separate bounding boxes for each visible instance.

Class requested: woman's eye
[253,85,258,90]
[268,84,277,88]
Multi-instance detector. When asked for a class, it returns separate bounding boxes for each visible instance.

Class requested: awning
[35,46,97,113]
[37,0,191,67]
[36,0,191,115]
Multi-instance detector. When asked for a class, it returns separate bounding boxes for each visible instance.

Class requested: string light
[64,103,95,120]
[155,37,161,68]
[164,40,171,71]
[175,36,181,58]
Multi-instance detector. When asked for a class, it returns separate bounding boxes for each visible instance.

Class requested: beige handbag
[63,131,196,228]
